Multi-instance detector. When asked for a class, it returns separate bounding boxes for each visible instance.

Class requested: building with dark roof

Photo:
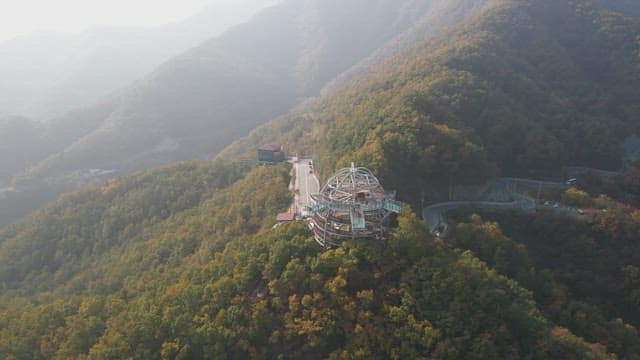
[276,212,296,223]
[258,144,285,164]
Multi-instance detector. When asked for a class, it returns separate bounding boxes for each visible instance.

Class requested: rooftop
[312,163,386,206]
[276,212,295,222]
[259,144,282,152]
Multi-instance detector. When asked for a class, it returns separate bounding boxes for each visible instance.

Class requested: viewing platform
[308,163,404,248]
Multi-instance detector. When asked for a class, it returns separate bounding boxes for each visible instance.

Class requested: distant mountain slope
[0,0,281,119]
[593,0,640,20]
[0,0,492,227]
[25,0,485,176]
[0,101,117,187]
[320,0,495,96]
[0,116,47,187]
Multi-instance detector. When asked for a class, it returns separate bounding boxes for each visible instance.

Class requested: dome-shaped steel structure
[309,163,404,247]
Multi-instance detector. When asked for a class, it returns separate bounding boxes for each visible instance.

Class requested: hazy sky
[0,0,231,42]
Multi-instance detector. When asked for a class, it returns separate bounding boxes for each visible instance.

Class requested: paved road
[422,192,590,238]
[500,177,568,189]
[565,167,622,179]
[293,158,320,217]
[423,194,537,237]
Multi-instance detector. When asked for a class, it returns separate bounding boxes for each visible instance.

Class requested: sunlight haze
[0,0,231,42]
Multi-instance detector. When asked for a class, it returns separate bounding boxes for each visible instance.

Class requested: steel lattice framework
[309,163,404,248]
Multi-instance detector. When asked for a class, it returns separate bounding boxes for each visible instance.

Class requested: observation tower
[309,163,404,248]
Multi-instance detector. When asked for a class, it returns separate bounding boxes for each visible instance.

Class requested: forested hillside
[216,2,640,355]
[448,207,640,359]
[0,161,624,359]
[1,0,640,358]
[224,0,640,203]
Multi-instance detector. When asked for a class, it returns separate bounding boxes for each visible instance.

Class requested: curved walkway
[423,195,536,237]
[423,199,585,238]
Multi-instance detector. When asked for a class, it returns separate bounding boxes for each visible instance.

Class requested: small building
[258,144,285,164]
[276,212,296,223]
